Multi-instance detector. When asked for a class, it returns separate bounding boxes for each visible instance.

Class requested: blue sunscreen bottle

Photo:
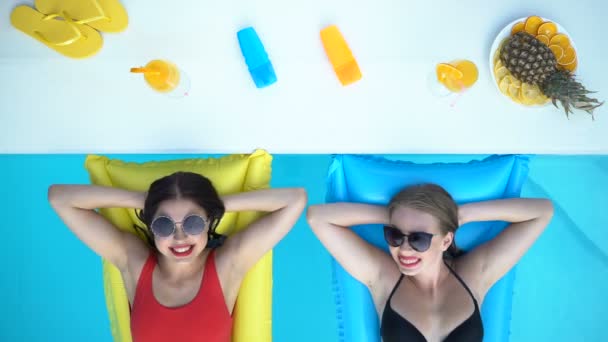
[237,27,277,88]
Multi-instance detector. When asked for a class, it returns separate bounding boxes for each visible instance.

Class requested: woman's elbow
[306,205,324,229]
[542,199,555,219]
[47,184,63,206]
[293,187,308,203]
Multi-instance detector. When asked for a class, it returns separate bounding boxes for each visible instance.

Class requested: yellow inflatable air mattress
[84,149,273,342]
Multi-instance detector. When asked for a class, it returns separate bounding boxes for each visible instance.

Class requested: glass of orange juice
[435,60,478,92]
[429,60,478,105]
[131,59,190,97]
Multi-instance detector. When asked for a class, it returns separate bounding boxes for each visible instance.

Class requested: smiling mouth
[169,245,194,257]
[398,256,421,268]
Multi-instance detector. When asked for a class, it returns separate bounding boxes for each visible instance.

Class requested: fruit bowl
[490,17,578,106]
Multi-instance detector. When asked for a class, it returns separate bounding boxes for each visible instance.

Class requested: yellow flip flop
[11,6,103,59]
[34,0,128,33]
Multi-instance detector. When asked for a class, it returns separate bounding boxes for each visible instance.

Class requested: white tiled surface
[1,0,606,153]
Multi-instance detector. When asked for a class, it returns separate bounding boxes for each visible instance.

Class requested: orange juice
[131,60,180,93]
[436,60,478,93]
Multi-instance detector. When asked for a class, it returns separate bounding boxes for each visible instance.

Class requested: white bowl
[489,17,577,106]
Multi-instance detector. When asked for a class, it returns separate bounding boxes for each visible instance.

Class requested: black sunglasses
[383,225,435,252]
[150,215,207,238]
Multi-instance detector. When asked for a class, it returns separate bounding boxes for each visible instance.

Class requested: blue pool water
[1,154,606,341]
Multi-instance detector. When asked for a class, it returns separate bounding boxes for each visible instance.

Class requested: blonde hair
[388,183,462,258]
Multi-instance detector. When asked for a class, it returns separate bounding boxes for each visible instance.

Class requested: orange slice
[511,22,525,35]
[436,63,465,92]
[549,34,570,49]
[558,45,577,65]
[536,34,550,45]
[524,16,544,35]
[537,22,558,39]
[549,44,564,60]
[436,63,463,82]
[560,58,577,72]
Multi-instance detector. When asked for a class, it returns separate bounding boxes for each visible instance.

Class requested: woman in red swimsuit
[49,171,307,342]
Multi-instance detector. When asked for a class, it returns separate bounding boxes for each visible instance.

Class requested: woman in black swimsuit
[307,183,553,342]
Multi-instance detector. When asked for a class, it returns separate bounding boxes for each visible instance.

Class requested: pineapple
[500,32,603,118]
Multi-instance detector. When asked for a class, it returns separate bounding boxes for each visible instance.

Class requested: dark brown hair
[135,172,226,249]
[388,183,462,258]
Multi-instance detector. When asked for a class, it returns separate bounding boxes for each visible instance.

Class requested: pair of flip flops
[10,0,128,58]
